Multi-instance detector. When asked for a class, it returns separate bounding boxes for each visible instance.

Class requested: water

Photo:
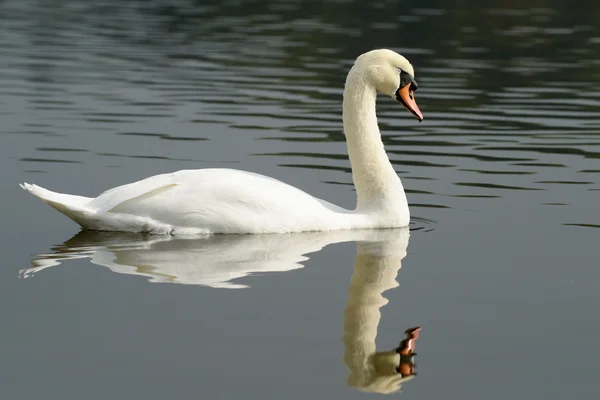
[1,0,599,398]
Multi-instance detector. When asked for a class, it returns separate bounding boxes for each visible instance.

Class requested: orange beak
[396,85,423,122]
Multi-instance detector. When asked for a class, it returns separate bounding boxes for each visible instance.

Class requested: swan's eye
[399,70,417,91]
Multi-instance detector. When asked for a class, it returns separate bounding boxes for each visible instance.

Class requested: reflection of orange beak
[396,85,423,122]
[405,327,421,339]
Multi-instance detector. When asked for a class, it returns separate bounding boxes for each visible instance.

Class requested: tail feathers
[20,183,93,226]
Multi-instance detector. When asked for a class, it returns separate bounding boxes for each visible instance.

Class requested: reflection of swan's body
[19,49,423,234]
[344,228,415,394]
[20,229,409,290]
[21,228,418,393]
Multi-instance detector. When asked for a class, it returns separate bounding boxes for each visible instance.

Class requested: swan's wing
[87,172,181,213]
[85,169,350,233]
[88,168,334,213]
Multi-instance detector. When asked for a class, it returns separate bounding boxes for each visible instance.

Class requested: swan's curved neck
[343,69,406,211]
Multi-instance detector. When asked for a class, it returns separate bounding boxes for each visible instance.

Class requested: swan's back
[56,169,348,234]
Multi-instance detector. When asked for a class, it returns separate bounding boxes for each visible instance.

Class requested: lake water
[1,0,599,398]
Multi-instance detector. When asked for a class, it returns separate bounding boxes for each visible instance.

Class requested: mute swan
[19,49,423,234]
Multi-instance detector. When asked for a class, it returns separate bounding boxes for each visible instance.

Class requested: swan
[19,49,423,235]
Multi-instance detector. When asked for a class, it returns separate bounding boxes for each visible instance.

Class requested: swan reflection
[343,228,420,394]
[22,228,420,393]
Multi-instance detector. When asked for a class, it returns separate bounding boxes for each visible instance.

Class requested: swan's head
[354,49,423,122]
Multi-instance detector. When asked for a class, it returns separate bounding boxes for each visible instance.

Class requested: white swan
[19,49,423,234]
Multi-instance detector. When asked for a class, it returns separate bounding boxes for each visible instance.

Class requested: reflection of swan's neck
[343,239,408,394]
[343,68,406,210]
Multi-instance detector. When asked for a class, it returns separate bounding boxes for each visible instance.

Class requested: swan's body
[21,169,359,234]
[20,49,423,235]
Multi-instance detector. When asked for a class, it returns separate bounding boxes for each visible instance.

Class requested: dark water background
[1,0,599,398]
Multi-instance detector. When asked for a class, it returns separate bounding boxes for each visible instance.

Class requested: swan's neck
[343,70,406,211]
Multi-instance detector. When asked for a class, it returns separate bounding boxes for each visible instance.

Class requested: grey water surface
[1,0,599,399]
